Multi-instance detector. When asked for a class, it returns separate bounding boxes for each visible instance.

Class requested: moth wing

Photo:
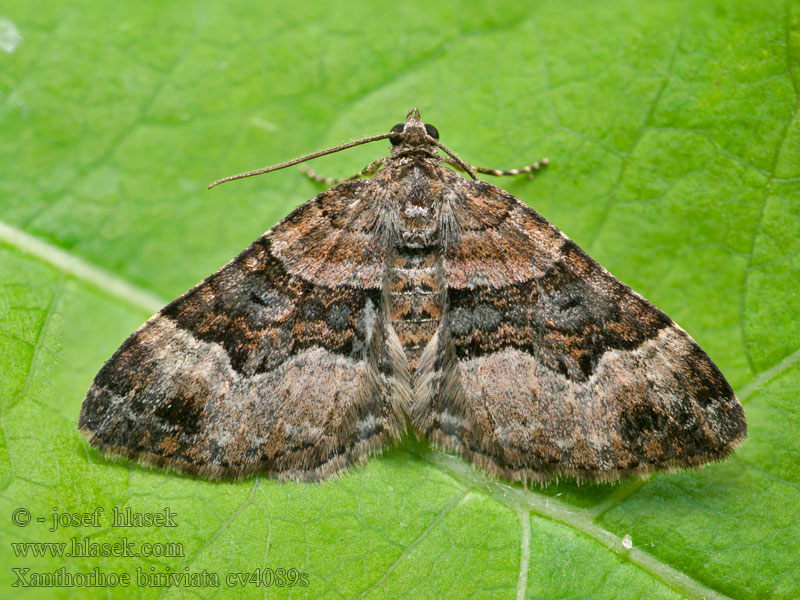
[414,180,746,483]
[80,181,406,481]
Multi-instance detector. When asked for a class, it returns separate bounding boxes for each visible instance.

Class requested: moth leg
[300,157,387,185]
[443,157,549,179]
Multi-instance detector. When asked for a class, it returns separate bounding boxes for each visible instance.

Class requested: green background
[1,0,798,598]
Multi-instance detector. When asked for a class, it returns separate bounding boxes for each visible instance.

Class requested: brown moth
[79,108,746,484]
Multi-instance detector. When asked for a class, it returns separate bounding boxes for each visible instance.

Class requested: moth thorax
[397,190,441,247]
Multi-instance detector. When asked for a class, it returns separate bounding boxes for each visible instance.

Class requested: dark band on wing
[157,237,384,377]
[444,247,673,381]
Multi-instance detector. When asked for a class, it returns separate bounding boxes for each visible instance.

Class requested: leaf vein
[0,220,165,313]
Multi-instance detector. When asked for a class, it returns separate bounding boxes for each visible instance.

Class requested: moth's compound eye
[389,123,404,146]
[424,123,439,140]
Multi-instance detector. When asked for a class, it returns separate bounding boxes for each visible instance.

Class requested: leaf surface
[1,1,798,598]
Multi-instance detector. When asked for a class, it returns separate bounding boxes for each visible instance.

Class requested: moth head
[389,108,439,148]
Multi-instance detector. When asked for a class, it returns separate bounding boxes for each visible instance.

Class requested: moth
[79,108,746,484]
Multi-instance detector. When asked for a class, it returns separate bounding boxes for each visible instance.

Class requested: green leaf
[1,0,798,598]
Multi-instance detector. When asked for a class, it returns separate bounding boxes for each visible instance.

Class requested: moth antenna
[208,132,393,189]
[433,139,476,179]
